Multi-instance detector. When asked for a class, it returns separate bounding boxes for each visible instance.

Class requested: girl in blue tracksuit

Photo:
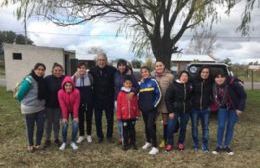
[139,66,161,155]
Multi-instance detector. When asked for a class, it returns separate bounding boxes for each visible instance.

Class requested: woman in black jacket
[165,71,193,151]
[212,70,247,155]
[44,63,64,148]
[191,66,213,152]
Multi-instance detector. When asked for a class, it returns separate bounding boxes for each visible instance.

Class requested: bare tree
[87,46,105,55]
[1,0,254,69]
[186,28,216,55]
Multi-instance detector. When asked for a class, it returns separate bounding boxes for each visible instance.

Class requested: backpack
[13,76,32,99]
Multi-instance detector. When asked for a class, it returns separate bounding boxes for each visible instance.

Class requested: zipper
[128,98,131,119]
[183,83,186,113]
[200,81,203,110]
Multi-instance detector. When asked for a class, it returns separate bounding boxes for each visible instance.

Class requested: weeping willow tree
[1,0,256,69]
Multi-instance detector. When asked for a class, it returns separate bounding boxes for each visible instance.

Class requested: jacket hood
[61,76,75,90]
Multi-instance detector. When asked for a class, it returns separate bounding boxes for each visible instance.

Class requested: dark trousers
[142,109,157,147]
[167,112,190,145]
[45,108,60,141]
[78,103,93,136]
[94,101,114,139]
[25,110,45,146]
[122,119,136,147]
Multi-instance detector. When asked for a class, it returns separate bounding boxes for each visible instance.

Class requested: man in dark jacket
[89,53,117,143]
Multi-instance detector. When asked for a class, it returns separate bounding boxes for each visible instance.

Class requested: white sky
[0,1,260,64]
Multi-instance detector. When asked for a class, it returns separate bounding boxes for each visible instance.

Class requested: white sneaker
[86,135,92,143]
[70,142,78,150]
[76,136,85,144]
[149,147,159,155]
[59,143,66,151]
[142,142,152,150]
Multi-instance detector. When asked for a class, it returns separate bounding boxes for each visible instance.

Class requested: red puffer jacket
[116,88,140,120]
[58,76,80,120]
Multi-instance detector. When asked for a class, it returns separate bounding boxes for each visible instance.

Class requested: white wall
[4,43,66,91]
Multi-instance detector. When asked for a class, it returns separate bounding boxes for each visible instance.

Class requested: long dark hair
[30,63,46,100]
[197,65,211,81]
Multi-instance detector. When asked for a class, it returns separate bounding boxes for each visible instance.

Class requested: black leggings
[122,119,136,146]
[78,103,93,136]
[142,109,157,147]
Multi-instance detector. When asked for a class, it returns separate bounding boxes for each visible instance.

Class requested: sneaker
[142,142,152,150]
[224,147,234,155]
[178,143,185,151]
[202,146,209,153]
[70,142,78,150]
[118,139,123,145]
[165,145,173,152]
[59,143,66,151]
[159,140,165,148]
[86,135,92,143]
[132,144,138,150]
[98,138,103,143]
[76,136,85,144]
[122,145,129,151]
[54,139,62,146]
[212,147,222,155]
[194,147,199,152]
[27,146,34,153]
[107,137,114,143]
[149,147,159,155]
[43,140,51,148]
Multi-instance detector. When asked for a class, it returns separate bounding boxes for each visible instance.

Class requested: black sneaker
[54,139,61,146]
[224,147,234,155]
[212,147,222,155]
[122,145,129,151]
[132,144,138,150]
[107,137,114,143]
[98,138,104,143]
[43,140,51,148]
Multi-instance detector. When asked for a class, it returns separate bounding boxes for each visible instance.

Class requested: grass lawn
[0,87,260,168]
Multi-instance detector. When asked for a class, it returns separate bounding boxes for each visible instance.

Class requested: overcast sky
[0,1,260,64]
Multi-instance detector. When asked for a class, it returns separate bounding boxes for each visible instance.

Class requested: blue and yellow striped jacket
[138,77,161,112]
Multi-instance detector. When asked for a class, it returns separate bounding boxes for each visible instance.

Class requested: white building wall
[3,43,66,91]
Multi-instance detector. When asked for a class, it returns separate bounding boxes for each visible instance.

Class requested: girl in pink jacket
[58,76,80,150]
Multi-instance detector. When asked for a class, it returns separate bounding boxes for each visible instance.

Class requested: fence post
[251,70,254,90]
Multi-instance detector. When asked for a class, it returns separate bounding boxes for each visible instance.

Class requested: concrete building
[171,54,216,72]
[3,43,75,91]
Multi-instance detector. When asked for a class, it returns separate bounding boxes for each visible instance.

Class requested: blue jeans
[167,112,190,145]
[117,120,123,140]
[62,120,79,143]
[217,108,238,147]
[191,108,210,149]
[25,110,45,146]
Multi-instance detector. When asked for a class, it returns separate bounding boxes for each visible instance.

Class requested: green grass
[0,87,260,168]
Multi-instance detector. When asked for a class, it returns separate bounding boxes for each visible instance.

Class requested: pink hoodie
[58,76,80,119]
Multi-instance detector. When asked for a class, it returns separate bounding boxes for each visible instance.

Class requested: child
[58,76,80,150]
[72,62,94,144]
[139,66,161,155]
[117,76,140,150]
[165,71,193,152]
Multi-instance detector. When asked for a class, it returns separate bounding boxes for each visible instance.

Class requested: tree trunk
[151,38,173,70]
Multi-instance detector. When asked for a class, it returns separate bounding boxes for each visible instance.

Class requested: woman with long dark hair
[16,63,47,152]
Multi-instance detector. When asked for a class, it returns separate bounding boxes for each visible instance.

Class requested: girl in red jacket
[117,76,140,150]
[58,76,80,150]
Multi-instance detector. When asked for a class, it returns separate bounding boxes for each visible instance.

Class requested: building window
[13,53,22,60]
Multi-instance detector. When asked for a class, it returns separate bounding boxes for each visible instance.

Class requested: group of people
[15,52,247,156]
